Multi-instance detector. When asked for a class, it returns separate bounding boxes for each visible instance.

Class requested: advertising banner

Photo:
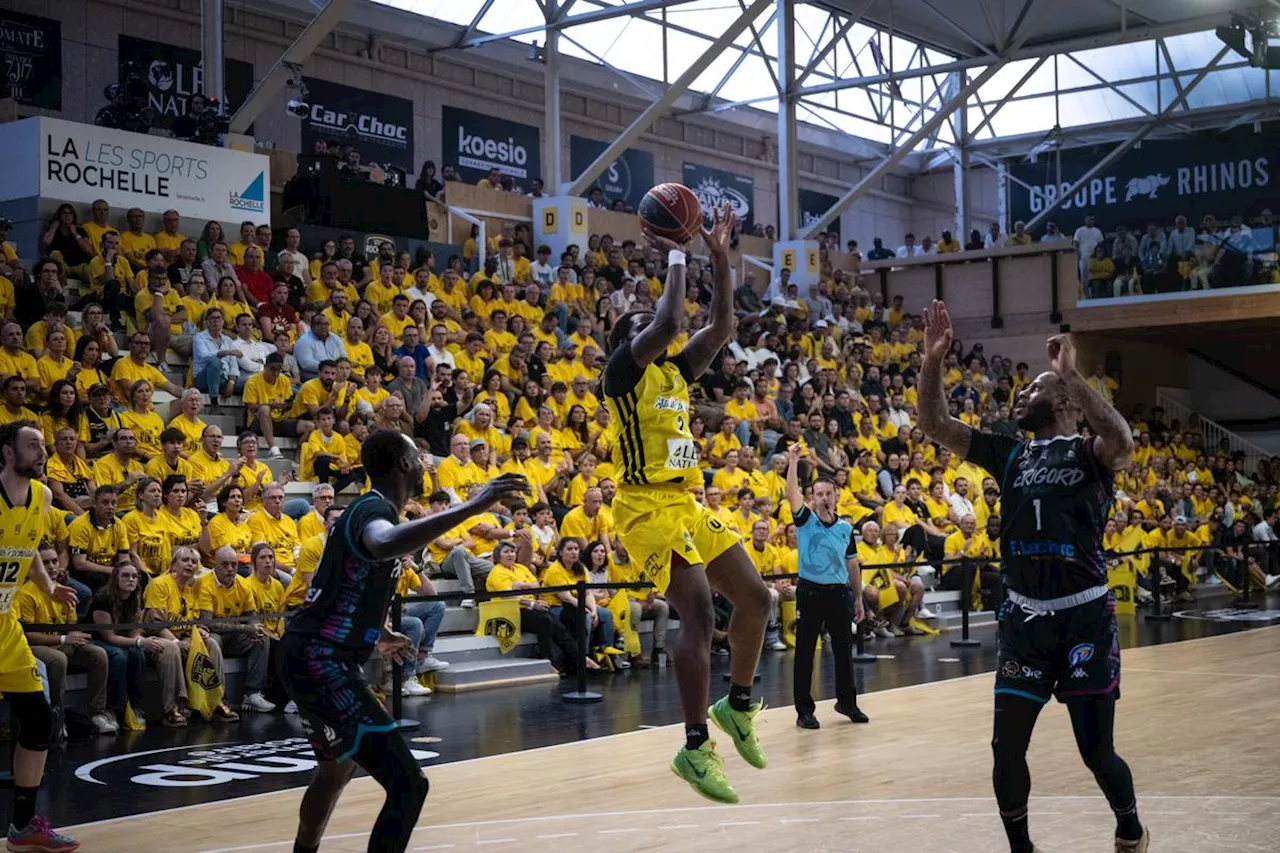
[117,35,254,131]
[0,11,61,109]
[33,116,270,224]
[569,136,654,210]
[1009,125,1279,230]
[683,162,754,231]
[441,106,541,188]
[300,77,415,173]
[796,186,841,240]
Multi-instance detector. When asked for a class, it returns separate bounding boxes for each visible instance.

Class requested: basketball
[638,183,704,244]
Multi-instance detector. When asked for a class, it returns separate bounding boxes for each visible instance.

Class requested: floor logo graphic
[76,737,438,788]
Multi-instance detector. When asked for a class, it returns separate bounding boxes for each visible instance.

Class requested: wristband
[668,250,686,268]
[59,634,67,646]
[135,637,142,648]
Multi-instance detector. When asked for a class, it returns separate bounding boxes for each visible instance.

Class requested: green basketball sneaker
[670,739,738,804]
[708,696,767,769]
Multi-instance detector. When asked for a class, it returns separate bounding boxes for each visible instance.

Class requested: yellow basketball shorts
[0,617,43,695]
[613,486,741,594]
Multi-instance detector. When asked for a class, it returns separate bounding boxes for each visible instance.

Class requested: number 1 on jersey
[1033,498,1042,531]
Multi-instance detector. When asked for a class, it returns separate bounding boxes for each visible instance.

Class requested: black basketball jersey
[966,431,1114,600]
[285,490,402,653]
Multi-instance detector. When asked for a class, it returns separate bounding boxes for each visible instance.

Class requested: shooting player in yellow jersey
[601,203,771,805]
[0,422,81,851]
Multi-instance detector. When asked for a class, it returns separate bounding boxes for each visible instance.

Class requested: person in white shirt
[982,222,1003,248]
[231,313,274,374]
[896,233,923,258]
[276,228,308,275]
[1073,215,1104,281]
[494,240,515,286]
[948,477,976,524]
[609,279,637,315]
[530,245,556,287]
[426,324,455,369]
[919,235,937,254]
[886,394,912,432]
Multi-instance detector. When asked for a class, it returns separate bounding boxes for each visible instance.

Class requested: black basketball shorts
[994,595,1121,704]
[278,632,396,762]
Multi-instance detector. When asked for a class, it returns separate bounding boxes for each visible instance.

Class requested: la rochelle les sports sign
[0,116,270,225]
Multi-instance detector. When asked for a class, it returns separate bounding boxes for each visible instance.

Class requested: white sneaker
[90,712,119,734]
[1266,574,1280,590]
[241,692,276,713]
[284,700,298,714]
[459,599,476,608]
[917,606,936,619]
[1205,574,1223,586]
[419,655,449,672]
[267,446,283,459]
[875,624,895,639]
[401,678,432,697]
[768,639,787,651]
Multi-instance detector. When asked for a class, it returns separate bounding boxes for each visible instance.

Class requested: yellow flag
[863,569,899,608]
[476,598,522,654]
[607,592,641,657]
[907,617,940,636]
[1108,567,1137,615]
[185,629,224,721]
[123,701,147,731]
[781,598,798,648]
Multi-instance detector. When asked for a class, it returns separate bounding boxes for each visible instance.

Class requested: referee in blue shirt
[786,444,870,730]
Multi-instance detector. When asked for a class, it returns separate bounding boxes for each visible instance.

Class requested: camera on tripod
[96,59,154,133]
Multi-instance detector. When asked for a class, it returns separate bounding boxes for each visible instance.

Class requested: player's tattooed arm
[1049,334,1134,472]
[918,300,972,457]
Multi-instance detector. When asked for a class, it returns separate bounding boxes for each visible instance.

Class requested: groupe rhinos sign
[75,737,439,788]
[0,116,270,226]
[1008,123,1280,230]
[442,105,541,186]
[300,77,415,173]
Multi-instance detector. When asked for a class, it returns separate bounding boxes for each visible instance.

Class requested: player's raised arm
[680,202,737,377]
[361,473,530,561]
[784,442,805,515]
[1048,334,1135,471]
[627,227,690,369]
[917,300,973,457]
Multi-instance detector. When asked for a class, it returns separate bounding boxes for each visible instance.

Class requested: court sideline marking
[65,622,1279,837]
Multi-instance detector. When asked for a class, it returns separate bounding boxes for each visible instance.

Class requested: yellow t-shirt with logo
[143,572,200,630]
[123,509,172,576]
[248,511,300,569]
[195,572,257,617]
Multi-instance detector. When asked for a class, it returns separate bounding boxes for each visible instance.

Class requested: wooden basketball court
[69,626,1280,853]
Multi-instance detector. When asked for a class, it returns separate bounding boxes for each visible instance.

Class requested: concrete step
[431,658,559,693]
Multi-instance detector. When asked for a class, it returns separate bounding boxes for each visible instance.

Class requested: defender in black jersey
[279,430,528,853]
[919,301,1148,853]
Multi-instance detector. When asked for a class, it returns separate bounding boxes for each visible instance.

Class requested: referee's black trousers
[793,578,857,717]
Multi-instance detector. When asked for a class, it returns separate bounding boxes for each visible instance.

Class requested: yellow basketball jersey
[604,357,700,488]
[0,481,48,617]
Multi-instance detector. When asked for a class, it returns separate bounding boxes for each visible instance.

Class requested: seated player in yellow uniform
[0,422,83,851]
[600,203,769,804]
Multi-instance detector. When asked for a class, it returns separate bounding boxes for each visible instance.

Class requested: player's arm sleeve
[793,506,812,528]
[600,342,645,398]
[964,431,1019,483]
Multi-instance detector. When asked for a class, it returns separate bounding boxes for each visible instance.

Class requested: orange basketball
[638,183,703,244]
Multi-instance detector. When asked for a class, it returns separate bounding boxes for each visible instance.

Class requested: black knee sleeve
[8,691,53,752]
